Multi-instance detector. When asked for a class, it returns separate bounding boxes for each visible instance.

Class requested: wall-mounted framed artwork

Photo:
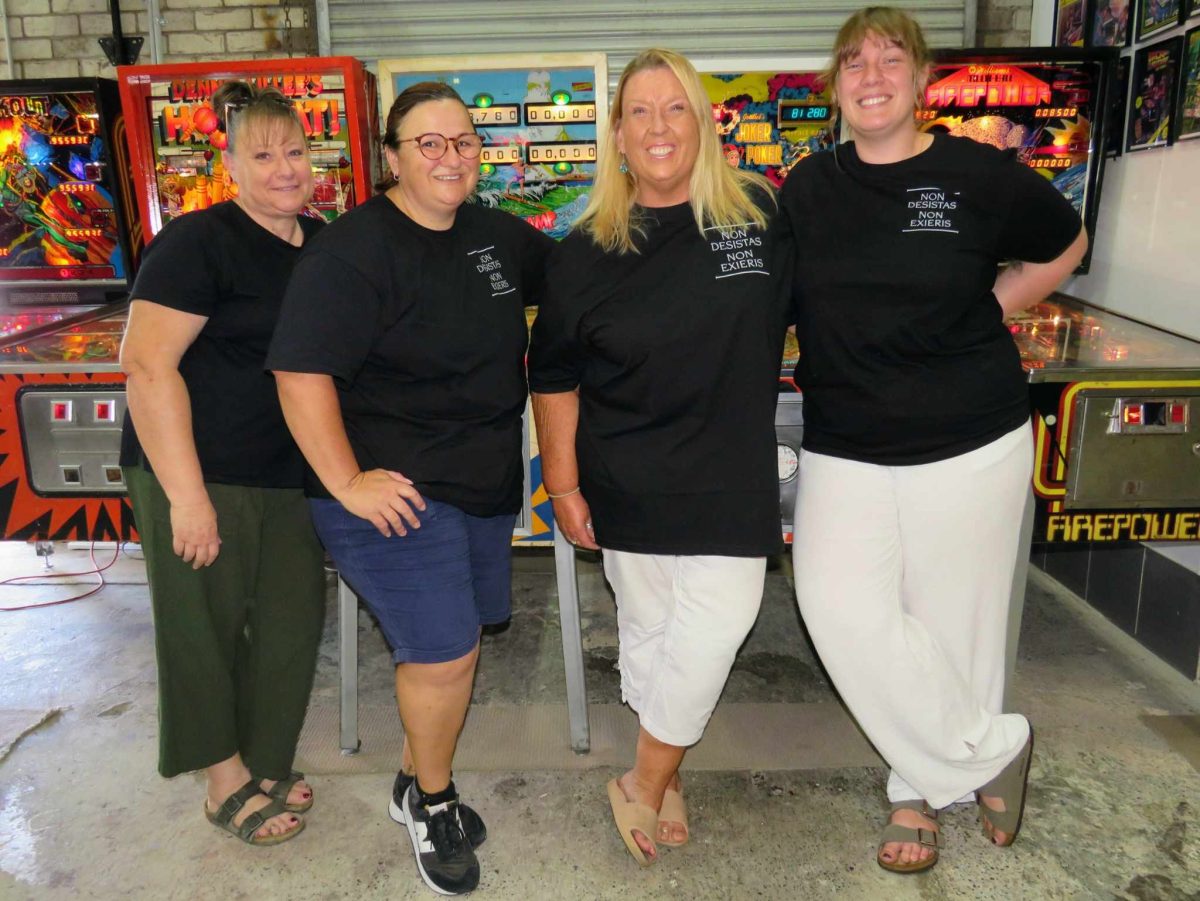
[1057,0,1090,45]
[1126,37,1183,150]
[1137,0,1184,41]
[1091,0,1134,46]
[1177,26,1200,139]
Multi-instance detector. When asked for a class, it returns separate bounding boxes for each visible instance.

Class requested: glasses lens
[417,134,448,159]
[454,135,484,159]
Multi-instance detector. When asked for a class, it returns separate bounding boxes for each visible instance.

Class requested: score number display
[777,100,833,126]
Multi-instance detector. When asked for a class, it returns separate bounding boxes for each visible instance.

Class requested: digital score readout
[480,145,522,165]
[469,103,520,126]
[526,141,597,164]
[525,101,597,123]
[777,100,832,127]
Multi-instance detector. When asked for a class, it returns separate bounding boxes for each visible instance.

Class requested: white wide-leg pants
[602,550,766,747]
[792,423,1033,809]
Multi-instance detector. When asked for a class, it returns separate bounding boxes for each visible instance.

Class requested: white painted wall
[1066,140,1200,340]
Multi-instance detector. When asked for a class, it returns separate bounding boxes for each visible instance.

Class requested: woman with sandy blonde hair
[783,5,1088,874]
[121,79,326,846]
[530,48,790,866]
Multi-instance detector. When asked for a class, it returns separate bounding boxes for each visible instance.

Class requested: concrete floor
[1,545,1198,900]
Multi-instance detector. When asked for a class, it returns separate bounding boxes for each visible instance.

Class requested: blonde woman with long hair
[530,49,791,866]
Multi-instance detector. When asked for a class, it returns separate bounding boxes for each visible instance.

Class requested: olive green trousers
[125,467,326,779]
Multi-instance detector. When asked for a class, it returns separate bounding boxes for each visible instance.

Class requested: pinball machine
[1013,294,1200,544]
[0,78,142,540]
[0,58,380,543]
[117,57,379,236]
[922,47,1119,272]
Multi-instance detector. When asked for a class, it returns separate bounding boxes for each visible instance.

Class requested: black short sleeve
[995,152,1083,263]
[266,251,381,387]
[129,213,223,316]
[528,238,585,393]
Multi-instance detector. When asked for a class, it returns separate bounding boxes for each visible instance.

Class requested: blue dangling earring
[618,155,629,175]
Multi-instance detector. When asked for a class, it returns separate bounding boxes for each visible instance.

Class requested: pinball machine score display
[921,48,1116,272]
[377,53,608,542]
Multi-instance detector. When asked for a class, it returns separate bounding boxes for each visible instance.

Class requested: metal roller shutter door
[318,0,978,87]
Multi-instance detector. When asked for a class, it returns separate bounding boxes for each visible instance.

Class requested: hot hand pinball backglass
[136,72,356,227]
[0,91,125,285]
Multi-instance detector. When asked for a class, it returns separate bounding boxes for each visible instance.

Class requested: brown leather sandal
[256,770,313,813]
[978,730,1034,847]
[205,779,304,846]
[877,799,943,874]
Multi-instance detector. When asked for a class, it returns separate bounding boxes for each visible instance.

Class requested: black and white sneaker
[394,780,480,896]
[389,771,488,848]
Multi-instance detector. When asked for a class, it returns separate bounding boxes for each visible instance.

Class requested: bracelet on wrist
[547,486,581,499]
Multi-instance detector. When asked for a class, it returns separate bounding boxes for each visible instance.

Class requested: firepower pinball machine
[0,78,143,542]
[378,53,608,544]
[1011,295,1200,546]
[921,48,1117,272]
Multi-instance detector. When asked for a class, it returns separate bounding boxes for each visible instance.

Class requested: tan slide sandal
[658,787,689,847]
[606,778,659,866]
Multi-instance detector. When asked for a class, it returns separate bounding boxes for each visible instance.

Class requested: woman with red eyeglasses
[268,82,552,896]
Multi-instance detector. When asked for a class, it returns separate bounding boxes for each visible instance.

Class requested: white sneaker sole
[388,796,408,826]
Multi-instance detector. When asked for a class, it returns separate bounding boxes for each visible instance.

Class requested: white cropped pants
[792,423,1033,809]
[602,550,766,747]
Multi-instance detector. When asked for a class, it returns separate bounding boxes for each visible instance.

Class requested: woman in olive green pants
[120,79,326,845]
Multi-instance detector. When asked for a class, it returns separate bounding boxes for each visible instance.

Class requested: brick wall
[1,0,316,80]
[976,0,1037,47]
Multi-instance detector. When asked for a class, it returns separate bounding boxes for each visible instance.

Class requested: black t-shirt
[780,133,1082,465]
[119,201,323,487]
[528,198,790,557]
[266,194,554,517]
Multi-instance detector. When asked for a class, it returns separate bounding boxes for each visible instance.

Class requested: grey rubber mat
[1140,713,1200,773]
[296,702,882,774]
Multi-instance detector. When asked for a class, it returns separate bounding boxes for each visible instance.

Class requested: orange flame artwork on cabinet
[0,372,136,541]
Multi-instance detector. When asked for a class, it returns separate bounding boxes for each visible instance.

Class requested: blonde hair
[577,48,774,255]
[823,7,933,119]
[211,80,304,155]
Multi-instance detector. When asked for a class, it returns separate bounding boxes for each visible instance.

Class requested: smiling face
[224,119,313,225]
[836,32,925,145]
[615,67,700,208]
[385,98,480,230]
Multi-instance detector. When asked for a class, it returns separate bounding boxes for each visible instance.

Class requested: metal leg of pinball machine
[1005,488,1036,711]
[554,526,591,753]
[338,575,361,754]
